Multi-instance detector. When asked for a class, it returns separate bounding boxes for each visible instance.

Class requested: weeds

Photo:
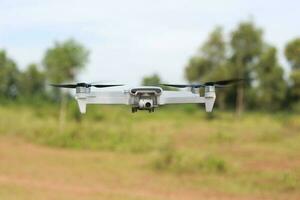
[152,147,228,174]
[1,105,300,198]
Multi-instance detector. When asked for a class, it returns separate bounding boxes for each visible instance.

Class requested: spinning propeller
[162,79,244,88]
[50,82,124,88]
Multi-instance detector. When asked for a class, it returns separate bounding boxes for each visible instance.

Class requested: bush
[152,147,228,174]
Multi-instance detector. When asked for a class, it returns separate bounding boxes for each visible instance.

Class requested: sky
[1,0,299,85]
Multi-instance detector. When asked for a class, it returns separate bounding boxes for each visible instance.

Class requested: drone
[51,79,243,114]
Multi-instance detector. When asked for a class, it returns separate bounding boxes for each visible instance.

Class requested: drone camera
[138,99,153,109]
[145,102,152,108]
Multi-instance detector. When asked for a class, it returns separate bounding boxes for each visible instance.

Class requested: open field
[0,104,300,199]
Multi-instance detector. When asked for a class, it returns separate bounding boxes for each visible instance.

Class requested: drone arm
[159,91,205,104]
[77,99,87,114]
[204,95,216,112]
[160,90,216,112]
[204,86,216,112]
[75,91,130,113]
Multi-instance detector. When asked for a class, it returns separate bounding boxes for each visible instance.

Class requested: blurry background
[0,0,300,200]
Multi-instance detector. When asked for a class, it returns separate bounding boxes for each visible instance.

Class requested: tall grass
[152,147,228,174]
[0,103,300,197]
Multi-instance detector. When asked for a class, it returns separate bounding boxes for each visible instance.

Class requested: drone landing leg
[77,100,87,114]
[131,107,137,113]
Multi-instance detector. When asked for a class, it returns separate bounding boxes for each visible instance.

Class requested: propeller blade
[92,84,124,88]
[208,78,244,86]
[50,83,78,88]
[203,79,244,87]
[161,84,204,88]
[161,84,190,88]
[50,82,124,89]
[162,79,244,89]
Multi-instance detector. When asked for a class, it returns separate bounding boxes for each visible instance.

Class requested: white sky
[1,0,299,85]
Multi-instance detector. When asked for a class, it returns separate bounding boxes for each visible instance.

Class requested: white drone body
[51,79,242,114]
[74,86,216,114]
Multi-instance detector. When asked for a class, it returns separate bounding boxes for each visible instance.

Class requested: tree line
[0,39,89,102]
[1,20,300,113]
[184,20,300,113]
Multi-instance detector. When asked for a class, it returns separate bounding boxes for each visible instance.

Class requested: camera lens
[145,102,151,108]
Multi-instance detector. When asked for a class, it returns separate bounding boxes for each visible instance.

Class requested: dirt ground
[0,136,298,200]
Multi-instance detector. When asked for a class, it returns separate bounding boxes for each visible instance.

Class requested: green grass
[152,148,228,174]
[0,103,300,199]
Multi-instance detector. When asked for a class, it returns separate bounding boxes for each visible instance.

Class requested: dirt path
[0,136,290,200]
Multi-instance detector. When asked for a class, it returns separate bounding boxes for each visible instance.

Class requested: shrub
[152,147,228,174]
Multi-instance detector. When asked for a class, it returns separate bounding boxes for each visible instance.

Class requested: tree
[255,46,286,110]
[185,27,226,81]
[285,38,300,103]
[0,50,20,99]
[289,71,300,98]
[185,58,210,82]
[142,73,161,86]
[285,38,300,69]
[43,39,89,129]
[141,73,174,90]
[185,27,229,109]
[19,63,46,99]
[230,21,263,115]
[43,39,89,84]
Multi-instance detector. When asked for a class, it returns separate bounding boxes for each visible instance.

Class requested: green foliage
[19,63,46,99]
[257,131,282,143]
[0,50,20,99]
[290,70,300,98]
[44,127,167,153]
[0,104,171,153]
[185,27,230,109]
[291,101,300,112]
[209,131,236,143]
[185,27,227,82]
[285,38,300,70]
[181,104,198,114]
[230,21,264,113]
[1,105,300,198]
[43,39,89,83]
[141,73,176,90]
[185,58,207,82]
[153,148,228,174]
[184,21,291,112]
[255,47,287,110]
[142,73,161,86]
[285,38,300,104]
[230,21,263,66]
[42,39,89,128]
[280,173,299,191]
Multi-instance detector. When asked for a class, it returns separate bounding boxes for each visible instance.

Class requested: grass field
[0,104,299,199]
